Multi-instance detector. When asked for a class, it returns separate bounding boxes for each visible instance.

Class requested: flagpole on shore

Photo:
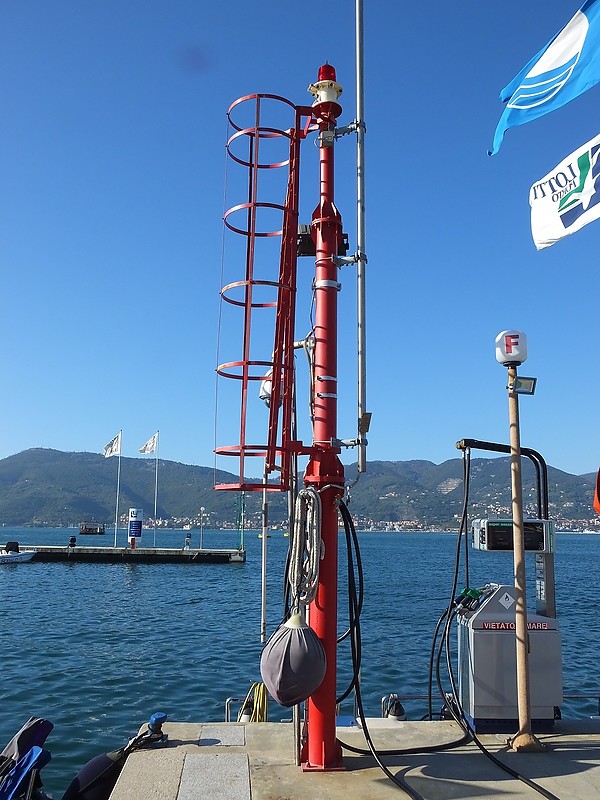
[103,431,123,547]
[153,432,159,547]
[139,431,159,547]
[114,448,121,547]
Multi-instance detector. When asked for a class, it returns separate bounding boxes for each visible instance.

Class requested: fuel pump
[457,583,562,732]
[453,487,563,732]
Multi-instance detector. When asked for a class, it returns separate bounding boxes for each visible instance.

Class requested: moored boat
[0,542,35,564]
[79,521,105,535]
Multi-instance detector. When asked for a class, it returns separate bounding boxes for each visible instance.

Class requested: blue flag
[490,0,600,155]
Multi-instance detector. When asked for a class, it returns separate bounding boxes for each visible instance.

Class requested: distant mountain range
[0,448,597,529]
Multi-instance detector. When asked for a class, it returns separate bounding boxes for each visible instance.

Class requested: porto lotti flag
[139,432,158,455]
[594,468,600,516]
[103,431,122,458]
[490,0,600,155]
[530,131,600,248]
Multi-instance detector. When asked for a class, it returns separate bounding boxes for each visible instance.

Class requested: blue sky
[2,1,600,478]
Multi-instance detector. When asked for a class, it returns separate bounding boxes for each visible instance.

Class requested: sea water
[0,527,598,796]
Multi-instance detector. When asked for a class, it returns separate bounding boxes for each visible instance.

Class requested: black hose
[426,608,449,721]
[441,605,561,800]
[336,482,561,799]
[337,501,364,643]
[429,447,562,800]
[462,450,470,587]
[336,501,362,704]
[425,449,471,720]
[336,500,425,800]
[336,502,470,796]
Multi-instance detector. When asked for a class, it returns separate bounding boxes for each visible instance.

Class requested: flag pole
[153,431,159,547]
[113,431,122,547]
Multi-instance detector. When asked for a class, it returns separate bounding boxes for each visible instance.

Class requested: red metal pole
[302,64,345,772]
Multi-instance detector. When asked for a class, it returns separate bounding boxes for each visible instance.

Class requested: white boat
[0,543,35,564]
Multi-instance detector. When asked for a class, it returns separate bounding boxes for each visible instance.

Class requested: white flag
[103,431,122,458]
[530,132,600,249]
[139,432,158,455]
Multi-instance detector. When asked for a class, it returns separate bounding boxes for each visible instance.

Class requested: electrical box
[472,519,554,553]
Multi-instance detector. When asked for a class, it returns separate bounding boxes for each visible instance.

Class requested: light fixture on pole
[495,329,545,753]
[512,376,537,395]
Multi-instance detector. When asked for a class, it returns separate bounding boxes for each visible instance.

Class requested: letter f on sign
[505,334,519,354]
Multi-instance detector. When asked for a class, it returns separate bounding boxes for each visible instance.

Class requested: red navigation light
[318,63,336,82]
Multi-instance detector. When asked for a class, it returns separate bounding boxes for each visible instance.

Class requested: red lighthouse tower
[215,61,360,772]
[302,63,345,770]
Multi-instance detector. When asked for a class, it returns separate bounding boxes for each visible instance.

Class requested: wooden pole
[506,364,546,753]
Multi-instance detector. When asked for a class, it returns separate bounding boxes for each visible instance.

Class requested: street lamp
[200,506,206,549]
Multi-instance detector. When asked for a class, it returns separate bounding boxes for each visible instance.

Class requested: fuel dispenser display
[457,584,562,732]
[472,518,554,552]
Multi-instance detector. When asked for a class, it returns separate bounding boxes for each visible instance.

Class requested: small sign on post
[495,329,528,366]
[128,508,143,550]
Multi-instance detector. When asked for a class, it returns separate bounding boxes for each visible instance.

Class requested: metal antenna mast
[355,0,369,473]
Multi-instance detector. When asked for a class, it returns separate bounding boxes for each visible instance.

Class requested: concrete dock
[110,718,600,800]
[29,545,246,564]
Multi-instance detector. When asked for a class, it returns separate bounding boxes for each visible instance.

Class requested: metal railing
[226,693,600,723]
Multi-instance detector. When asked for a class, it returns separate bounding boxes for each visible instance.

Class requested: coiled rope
[288,486,322,609]
[237,682,269,722]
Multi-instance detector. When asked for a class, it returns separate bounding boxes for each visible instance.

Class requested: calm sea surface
[1,527,598,795]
